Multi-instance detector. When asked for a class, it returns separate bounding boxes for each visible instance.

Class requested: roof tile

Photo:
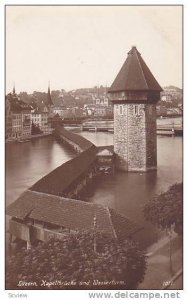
[6,190,142,240]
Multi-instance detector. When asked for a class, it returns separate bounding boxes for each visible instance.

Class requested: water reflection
[6,136,75,206]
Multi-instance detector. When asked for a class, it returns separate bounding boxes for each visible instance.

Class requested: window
[119,105,123,115]
[134,105,140,116]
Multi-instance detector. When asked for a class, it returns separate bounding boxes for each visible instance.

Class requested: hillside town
[5,84,182,141]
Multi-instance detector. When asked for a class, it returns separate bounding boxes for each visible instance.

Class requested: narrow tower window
[119,105,123,115]
[134,105,140,116]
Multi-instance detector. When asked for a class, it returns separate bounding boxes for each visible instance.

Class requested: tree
[6,232,146,290]
[31,121,43,135]
[143,183,183,274]
[143,183,183,233]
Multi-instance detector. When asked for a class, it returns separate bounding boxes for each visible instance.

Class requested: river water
[78,130,182,247]
[6,119,183,247]
[6,136,76,206]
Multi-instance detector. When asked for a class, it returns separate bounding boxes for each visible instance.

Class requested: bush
[143,183,183,233]
[6,231,146,290]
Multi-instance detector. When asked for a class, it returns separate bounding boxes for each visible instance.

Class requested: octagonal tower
[108,46,163,172]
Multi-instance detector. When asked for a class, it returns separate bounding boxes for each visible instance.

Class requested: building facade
[12,113,22,138]
[108,46,162,172]
[31,106,52,134]
[5,97,13,139]
[5,92,32,140]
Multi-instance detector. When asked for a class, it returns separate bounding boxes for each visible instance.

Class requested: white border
[1,1,187,300]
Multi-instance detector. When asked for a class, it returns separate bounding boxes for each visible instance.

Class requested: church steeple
[13,82,15,94]
[47,81,53,106]
[48,81,50,94]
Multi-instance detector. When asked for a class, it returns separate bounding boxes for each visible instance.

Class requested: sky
[6,5,182,93]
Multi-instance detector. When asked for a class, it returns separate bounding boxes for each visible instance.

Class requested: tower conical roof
[108,46,162,93]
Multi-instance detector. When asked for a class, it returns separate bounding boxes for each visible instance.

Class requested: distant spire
[47,81,53,106]
[48,80,50,93]
[13,82,15,94]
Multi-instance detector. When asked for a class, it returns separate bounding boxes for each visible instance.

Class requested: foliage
[31,122,43,135]
[6,232,146,290]
[143,183,183,233]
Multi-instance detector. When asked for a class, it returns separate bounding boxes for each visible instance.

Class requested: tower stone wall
[127,104,146,171]
[114,104,128,171]
[145,104,157,170]
[114,103,157,172]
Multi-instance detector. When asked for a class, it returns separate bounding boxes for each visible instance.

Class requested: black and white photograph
[4,4,183,295]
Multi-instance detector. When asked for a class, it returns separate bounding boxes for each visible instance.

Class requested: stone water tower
[108,46,162,172]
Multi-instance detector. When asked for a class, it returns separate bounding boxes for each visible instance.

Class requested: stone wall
[114,104,128,170]
[145,104,157,170]
[127,104,146,171]
[114,103,157,172]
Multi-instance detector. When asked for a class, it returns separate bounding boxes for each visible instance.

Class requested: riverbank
[6,133,53,143]
[81,117,183,136]
[139,233,183,289]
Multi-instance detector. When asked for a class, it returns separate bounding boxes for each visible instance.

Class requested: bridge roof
[108,46,162,93]
[96,149,114,156]
[55,126,93,151]
[6,190,142,240]
[29,144,97,196]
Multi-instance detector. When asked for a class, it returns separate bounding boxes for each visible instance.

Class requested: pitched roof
[96,149,114,156]
[55,126,93,151]
[108,46,162,92]
[97,145,114,153]
[109,209,143,240]
[6,190,142,239]
[6,95,32,113]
